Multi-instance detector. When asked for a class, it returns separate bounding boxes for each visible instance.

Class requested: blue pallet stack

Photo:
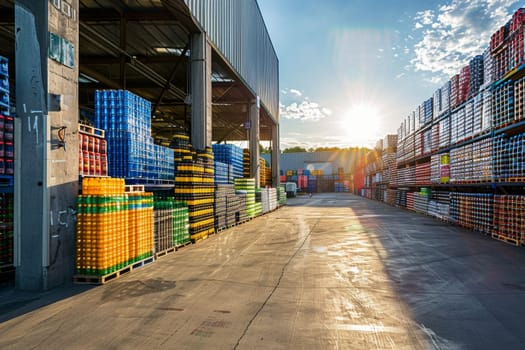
[469,55,484,99]
[212,144,244,181]
[94,90,174,184]
[0,56,9,116]
[214,161,229,184]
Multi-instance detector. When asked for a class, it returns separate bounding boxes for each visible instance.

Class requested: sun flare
[341,103,383,146]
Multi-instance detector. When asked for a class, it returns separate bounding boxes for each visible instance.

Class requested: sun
[341,103,382,146]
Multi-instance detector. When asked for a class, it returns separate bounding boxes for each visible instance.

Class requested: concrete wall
[15,0,78,291]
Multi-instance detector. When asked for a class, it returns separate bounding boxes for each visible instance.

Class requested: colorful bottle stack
[153,197,189,252]
[78,125,108,177]
[259,158,272,187]
[76,177,153,277]
[235,178,258,218]
[278,185,287,206]
[94,90,174,183]
[0,193,13,267]
[174,148,215,241]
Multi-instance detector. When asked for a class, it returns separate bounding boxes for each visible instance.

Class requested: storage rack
[358,8,525,248]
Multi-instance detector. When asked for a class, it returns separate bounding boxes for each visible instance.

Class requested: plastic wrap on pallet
[493,132,525,181]
[439,116,450,148]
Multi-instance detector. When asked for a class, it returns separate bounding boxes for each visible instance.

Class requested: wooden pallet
[154,246,176,259]
[175,241,192,250]
[78,124,105,138]
[73,256,155,285]
[492,234,520,246]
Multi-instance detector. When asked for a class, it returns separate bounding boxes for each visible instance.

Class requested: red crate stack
[509,30,524,70]
[510,8,525,34]
[0,115,14,175]
[490,24,508,53]
[458,65,471,105]
[79,126,108,177]
[415,161,431,186]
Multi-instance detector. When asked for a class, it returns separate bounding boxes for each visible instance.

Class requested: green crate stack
[173,201,190,246]
[235,178,257,218]
[278,185,287,206]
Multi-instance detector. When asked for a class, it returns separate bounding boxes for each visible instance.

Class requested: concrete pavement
[1,193,525,349]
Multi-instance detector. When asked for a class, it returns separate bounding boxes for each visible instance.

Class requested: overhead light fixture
[153,47,189,56]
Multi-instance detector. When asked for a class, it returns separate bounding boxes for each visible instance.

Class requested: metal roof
[0,0,278,142]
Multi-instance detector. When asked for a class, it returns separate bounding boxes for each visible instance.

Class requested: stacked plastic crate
[459,65,471,105]
[174,149,215,241]
[213,144,243,180]
[278,185,287,206]
[0,56,13,177]
[235,178,258,218]
[491,22,510,80]
[94,90,174,184]
[509,9,525,70]
[0,193,13,269]
[153,198,189,253]
[515,76,525,122]
[78,125,108,177]
[450,74,460,110]
[75,178,154,281]
[214,184,232,230]
[493,195,525,244]
[0,56,9,117]
[469,55,484,99]
[491,80,515,128]
[243,149,250,177]
[450,193,493,234]
[214,161,230,185]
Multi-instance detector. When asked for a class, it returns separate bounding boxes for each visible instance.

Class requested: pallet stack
[78,124,108,177]
[243,149,250,178]
[94,90,174,184]
[278,185,287,206]
[212,144,243,180]
[493,195,525,243]
[174,149,215,241]
[76,177,154,278]
[235,178,258,218]
[0,193,13,268]
[0,56,9,116]
[154,198,189,254]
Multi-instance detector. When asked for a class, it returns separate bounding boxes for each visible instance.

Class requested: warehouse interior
[0,0,281,290]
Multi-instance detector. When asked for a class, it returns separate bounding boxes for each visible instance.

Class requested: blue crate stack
[94,90,174,183]
[424,98,433,125]
[0,56,9,116]
[214,161,230,185]
[212,144,244,181]
[469,55,484,99]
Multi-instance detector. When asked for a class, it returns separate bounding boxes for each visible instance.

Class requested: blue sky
[258,0,523,149]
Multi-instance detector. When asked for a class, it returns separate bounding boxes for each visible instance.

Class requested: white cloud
[396,73,405,79]
[289,89,302,97]
[280,100,332,121]
[280,88,332,122]
[411,0,521,77]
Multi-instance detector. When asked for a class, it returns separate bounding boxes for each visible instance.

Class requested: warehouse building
[0,0,280,291]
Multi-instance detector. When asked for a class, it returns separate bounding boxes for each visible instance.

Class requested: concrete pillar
[15,0,79,291]
[249,98,260,187]
[271,123,280,189]
[190,32,212,150]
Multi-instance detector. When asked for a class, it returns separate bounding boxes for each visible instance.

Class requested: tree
[282,146,307,153]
